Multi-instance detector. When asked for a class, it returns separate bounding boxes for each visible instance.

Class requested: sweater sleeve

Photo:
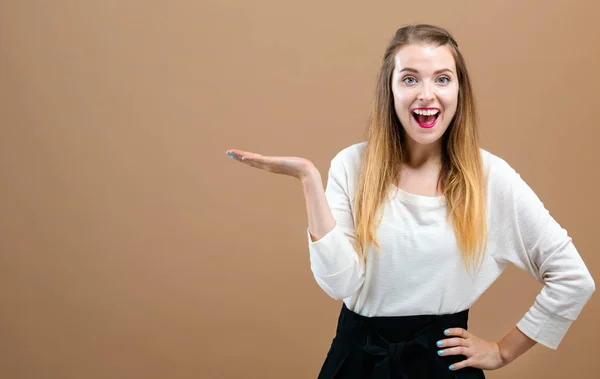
[489,161,595,349]
[306,150,365,300]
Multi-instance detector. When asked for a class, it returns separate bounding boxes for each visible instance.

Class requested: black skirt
[318,303,485,379]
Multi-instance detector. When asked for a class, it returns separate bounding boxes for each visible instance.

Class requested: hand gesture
[437,328,506,371]
[225,149,316,180]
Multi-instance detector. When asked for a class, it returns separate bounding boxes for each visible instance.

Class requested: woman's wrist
[497,327,537,365]
[298,162,320,182]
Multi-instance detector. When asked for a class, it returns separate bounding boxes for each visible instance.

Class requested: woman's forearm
[498,327,537,365]
[299,165,336,242]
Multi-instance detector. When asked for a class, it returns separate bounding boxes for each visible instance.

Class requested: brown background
[1,1,599,378]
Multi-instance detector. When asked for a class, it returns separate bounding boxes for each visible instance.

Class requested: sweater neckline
[391,186,446,206]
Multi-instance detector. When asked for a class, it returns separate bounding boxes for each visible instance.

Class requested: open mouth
[412,109,440,129]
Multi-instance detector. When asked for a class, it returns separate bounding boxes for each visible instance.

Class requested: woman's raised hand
[226,149,316,180]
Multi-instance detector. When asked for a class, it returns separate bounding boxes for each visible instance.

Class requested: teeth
[413,109,439,116]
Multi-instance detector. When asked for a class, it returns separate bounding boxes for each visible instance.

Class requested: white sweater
[307,142,595,350]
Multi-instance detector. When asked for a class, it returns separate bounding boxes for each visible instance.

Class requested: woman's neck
[403,140,443,169]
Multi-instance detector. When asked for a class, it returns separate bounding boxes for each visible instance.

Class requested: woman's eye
[437,76,450,84]
[402,77,416,85]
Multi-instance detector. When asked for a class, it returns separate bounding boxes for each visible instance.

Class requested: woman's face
[391,44,459,149]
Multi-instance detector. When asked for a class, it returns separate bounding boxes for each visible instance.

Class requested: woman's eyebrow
[399,68,454,75]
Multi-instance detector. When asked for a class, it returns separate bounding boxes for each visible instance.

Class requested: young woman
[225,24,595,378]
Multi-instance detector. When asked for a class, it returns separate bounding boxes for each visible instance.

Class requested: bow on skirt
[363,329,443,379]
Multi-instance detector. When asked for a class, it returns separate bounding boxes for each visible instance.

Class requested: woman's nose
[418,84,435,101]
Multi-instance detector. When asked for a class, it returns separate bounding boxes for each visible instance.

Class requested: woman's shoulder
[328,144,520,182]
[479,148,528,197]
[333,141,367,159]
[330,141,367,169]
[479,148,518,178]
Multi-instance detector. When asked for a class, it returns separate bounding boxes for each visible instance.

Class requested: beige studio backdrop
[1,1,599,378]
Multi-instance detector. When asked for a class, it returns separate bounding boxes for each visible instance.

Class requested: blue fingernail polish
[444,329,450,335]
[449,365,454,370]
[438,350,444,355]
[437,341,443,347]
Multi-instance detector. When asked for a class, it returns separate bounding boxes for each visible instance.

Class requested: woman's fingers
[448,358,475,371]
[226,150,274,171]
[438,346,469,357]
[226,150,255,164]
[444,328,471,339]
[225,149,314,179]
[226,149,252,161]
[437,337,468,348]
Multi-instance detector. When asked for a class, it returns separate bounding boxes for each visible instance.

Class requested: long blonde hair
[354,24,487,275]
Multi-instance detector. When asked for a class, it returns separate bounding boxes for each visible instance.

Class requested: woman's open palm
[226,149,315,180]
